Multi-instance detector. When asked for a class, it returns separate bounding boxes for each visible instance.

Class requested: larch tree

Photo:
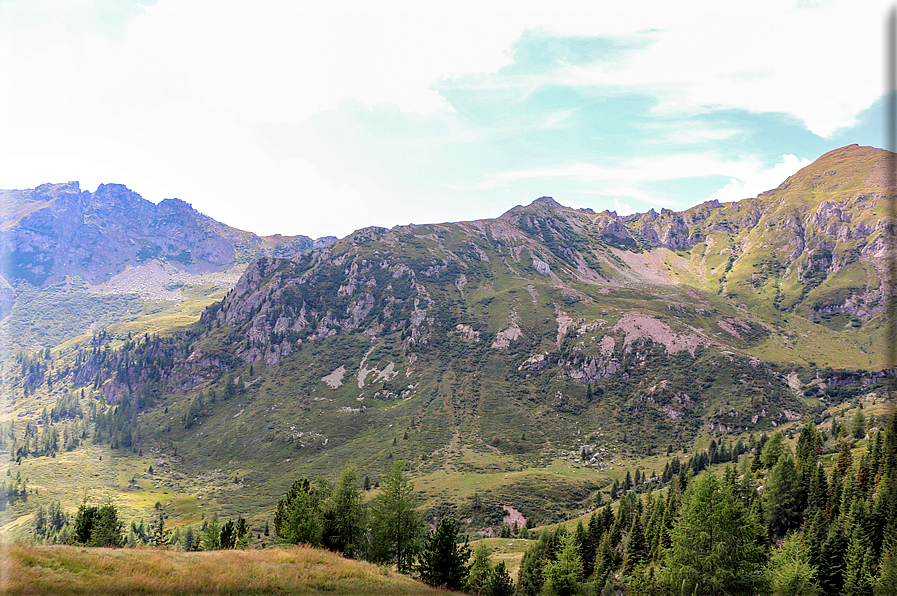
[542,530,584,596]
[662,471,766,595]
[369,461,424,573]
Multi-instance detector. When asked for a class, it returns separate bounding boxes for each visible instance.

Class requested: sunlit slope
[1,144,892,540]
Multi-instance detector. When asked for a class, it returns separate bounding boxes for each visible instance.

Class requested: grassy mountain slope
[4,544,448,595]
[1,144,893,542]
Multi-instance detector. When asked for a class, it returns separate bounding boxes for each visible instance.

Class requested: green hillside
[0,144,893,549]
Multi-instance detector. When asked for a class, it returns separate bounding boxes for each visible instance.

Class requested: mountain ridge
[0,181,336,350]
[0,143,893,540]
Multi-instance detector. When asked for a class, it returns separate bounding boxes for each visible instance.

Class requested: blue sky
[0,0,891,238]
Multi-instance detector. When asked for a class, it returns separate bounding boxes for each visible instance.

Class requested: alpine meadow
[1,144,896,595]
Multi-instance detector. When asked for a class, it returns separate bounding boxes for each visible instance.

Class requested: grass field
[2,544,450,596]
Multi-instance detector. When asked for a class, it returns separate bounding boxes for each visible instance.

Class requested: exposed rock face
[0,182,335,287]
[566,356,620,383]
[6,145,894,522]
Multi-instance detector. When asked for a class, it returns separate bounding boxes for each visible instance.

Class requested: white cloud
[0,0,887,238]
[479,153,763,189]
[614,199,634,216]
[559,198,585,209]
[707,154,813,203]
[470,1,889,138]
[637,121,743,145]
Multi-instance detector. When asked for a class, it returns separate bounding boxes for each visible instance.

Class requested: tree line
[273,460,515,594]
[17,402,897,595]
[513,412,897,595]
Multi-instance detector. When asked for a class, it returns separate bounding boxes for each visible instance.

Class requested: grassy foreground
[2,544,449,596]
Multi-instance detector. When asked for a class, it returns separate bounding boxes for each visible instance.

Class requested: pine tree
[483,561,515,596]
[416,517,471,590]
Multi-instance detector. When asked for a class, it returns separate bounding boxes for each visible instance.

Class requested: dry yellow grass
[3,544,451,595]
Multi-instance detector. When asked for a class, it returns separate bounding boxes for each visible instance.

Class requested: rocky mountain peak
[0,182,336,289]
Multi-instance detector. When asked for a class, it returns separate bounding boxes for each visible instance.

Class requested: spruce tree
[759,431,786,468]
[153,513,170,546]
[817,518,848,594]
[852,409,866,440]
[201,514,221,551]
[574,520,593,578]
[219,519,236,549]
[763,452,801,536]
[274,477,323,546]
[622,510,647,574]
[765,535,821,595]
[874,539,897,595]
[804,508,828,570]
[516,534,548,596]
[321,464,365,558]
[842,499,876,595]
[837,441,854,476]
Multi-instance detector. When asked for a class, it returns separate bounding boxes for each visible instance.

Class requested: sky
[0,0,893,239]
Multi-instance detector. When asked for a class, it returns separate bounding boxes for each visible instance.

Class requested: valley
[0,144,894,594]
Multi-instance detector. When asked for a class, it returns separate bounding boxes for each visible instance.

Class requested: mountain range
[0,181,335,350]
[1,143,894,537]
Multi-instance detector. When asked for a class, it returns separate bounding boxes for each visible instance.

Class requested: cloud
[559,198,585,209]
[707,154,812,203]
[478,153,763,189]
[442,1,888,139]
[614,199,634,216]
[636,121,743,145]
[0,0,886,238]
